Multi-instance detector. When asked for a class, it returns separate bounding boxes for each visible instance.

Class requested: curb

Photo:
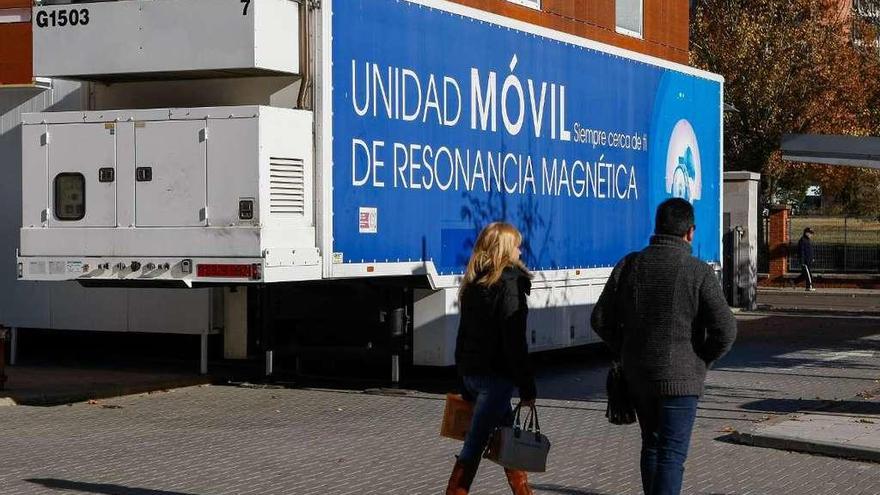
[732,430,880,463]
[752,306,880,318]
[1,376,211,407]
[730,387,880,463]
[758,288,880,296]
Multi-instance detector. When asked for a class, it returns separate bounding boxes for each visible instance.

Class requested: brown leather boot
[504,468,534,495]
[445,459,478,495]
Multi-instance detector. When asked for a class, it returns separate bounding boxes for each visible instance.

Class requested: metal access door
[134,121,207,227]
[47,123,117,228]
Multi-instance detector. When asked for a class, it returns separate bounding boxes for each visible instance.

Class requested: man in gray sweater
[591,198,737,495]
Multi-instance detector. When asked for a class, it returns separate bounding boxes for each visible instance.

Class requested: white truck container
[16,0,724,374]
[34,0,299,79]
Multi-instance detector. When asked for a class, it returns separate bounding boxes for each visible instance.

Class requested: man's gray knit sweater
[591,235,737,397]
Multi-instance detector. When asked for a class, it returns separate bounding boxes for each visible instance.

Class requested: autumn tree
[690,0,880,214]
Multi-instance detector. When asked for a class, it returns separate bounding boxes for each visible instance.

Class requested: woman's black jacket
[454,266,537,401]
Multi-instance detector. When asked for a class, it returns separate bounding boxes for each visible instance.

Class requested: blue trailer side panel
[332,0,722,275]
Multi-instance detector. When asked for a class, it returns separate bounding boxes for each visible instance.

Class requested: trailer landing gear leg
[389,299,408,387]
[0,327,8,391]
[9,327,18,366]
[265,350,274,377]
[200,332,208,375]
[391,354,400,385]
[258,285,275,380]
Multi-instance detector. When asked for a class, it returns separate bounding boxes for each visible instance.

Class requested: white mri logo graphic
[665,119,702,203]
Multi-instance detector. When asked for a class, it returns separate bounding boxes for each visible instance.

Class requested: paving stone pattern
[0,314,879,495]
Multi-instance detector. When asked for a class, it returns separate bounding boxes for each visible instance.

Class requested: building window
[616,0,643,38]
[507,0,541,10]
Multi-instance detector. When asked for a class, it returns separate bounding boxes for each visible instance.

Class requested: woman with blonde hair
[445,222,537,495]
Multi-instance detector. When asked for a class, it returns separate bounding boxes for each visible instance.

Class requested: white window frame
[0,8,31,24]
[507,0,541,11]
[615,0,644,39]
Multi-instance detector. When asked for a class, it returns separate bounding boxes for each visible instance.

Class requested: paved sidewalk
[0,313,877,494]
[757,288,880,315]
[734,392,880,462]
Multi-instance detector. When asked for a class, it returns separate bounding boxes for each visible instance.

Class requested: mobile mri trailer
[16,0,723,373]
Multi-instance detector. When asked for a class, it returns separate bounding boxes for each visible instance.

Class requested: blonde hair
[460,222,529,295]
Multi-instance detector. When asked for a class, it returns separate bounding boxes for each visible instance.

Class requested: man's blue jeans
[633,394,699,495]
[458,375,515,464]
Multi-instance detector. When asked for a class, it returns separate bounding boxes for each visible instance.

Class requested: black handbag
[484,405,551,472]
[606,361,637,425]
[605,253,639,426]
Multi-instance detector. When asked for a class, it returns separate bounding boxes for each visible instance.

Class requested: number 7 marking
[241,0,251,15]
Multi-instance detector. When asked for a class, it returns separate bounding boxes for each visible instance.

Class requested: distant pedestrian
[446,222,537,495]
[591,198,737,495]
[795,227,816,291]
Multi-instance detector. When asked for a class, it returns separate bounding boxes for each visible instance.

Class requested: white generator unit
[19,106,319,285]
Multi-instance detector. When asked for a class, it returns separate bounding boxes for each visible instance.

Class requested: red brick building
[450,0,691,64]
[0,0,32,85]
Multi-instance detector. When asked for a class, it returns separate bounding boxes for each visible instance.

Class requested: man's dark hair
[655,198,695,237]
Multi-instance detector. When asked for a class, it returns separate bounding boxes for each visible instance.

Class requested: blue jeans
[458,375,515,464]
[634,395,699,495]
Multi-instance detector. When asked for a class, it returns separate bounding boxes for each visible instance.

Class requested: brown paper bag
[440,393,474,441]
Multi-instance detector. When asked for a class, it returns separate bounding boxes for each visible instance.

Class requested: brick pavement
[0,314,878,495]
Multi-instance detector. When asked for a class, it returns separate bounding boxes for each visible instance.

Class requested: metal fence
[758,213,770,273]
[788,216,880,274]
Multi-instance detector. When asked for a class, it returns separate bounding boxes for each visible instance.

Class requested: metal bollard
[0,326,8,391]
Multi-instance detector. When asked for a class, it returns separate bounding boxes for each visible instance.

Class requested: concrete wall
[723,171,760,309]
[0,80,82,328]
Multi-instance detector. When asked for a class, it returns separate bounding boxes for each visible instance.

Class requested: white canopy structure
[781,134,880,169]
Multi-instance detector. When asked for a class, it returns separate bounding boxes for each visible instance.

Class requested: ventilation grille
[270,157,306,215]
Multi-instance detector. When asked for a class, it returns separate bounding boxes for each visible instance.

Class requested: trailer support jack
[9,328,17,366]
[0,326,8,390]
[391,354,400,385]
[389,303,408,386]
[200,332,209,375]
[266,349,275,377]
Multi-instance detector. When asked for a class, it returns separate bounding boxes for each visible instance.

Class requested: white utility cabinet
[33,0,300,80]
[19,105,319,285]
